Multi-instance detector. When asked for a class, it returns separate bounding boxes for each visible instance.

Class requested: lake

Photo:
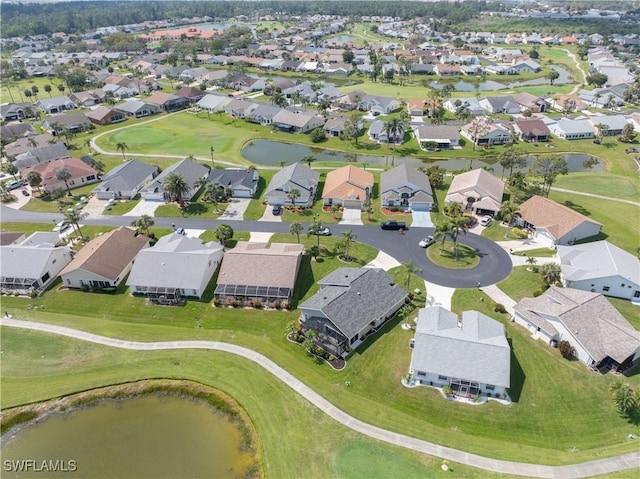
[242,139,605,175]
[429,65,571,91]
[1,395,256,479]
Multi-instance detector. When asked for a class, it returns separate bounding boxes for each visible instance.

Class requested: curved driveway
[2,318,638,479]
[0,206,511,288]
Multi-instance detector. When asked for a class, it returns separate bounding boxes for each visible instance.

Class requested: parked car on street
[314,227,331,236]
[52,221,70,233]
[480,215,493,226]
[418,236,435,248]
[381,220,407,231]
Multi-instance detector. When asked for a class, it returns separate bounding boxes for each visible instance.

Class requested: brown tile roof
[518,196,602,241]
[60,227,149,281]
[217,242,304,289]
[23,157,97,190]
[322,165,374,201]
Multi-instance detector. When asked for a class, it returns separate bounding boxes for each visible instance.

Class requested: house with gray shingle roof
[140,158,209,201]
[14,142,70,171]
[127,233,223,301]
[358,94,401,114]
[514,286,640,373]
[247,104,282,125]
[380,164,433,211]
[0,232,73,294]
[299,268,407,356]
[93,160,159,200]
[547,118,595,140]
[479,96,521,114]
[114,100,160,118]
[414,125,460,150]
[207,168,259,198]
[271,109,324,133]
[557,241,640,301]
[264,163,319,207]
[409,306,511,398]
[35,95,77,114]
[587,115,629,137]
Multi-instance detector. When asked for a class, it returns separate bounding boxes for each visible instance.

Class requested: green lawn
[154,201,228,219]
[547,191,639,255]
[427,244,479,269]
[511,247,558,258]
[608,297,640,331]
[20,185,97,213]
[497,266,548,303]
[0,327,521,479]
[481,221,522,241]
[102,198,140,216]
[553,173,640,202]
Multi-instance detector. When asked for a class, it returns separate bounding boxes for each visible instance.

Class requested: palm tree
[84,138,92,153]
[214,224,234,247]
[383,117,403,149]
[55,167,73,195]
[279,160,287,169]
[131,214,154,235]
[44,84,52,97]
[526,256,537,271]
[499,201,519,238]
[287,188,301,209]
[594,122,608,144]
[64,207,88,241]
[4,163,18,180]
[467,116,492,151]
[448,215,469,261]
[593,91,602,107]
[163,173,190,204]
[290,222,303,244]
[27,137,38,149]
[433,220,450,252]
[26,170,42,193]
[115,142,128,161]
[342,229,356,261]
[400,260,422,292]
[307,218,323,249]
[300,154,316,168]
[540,262,562,285]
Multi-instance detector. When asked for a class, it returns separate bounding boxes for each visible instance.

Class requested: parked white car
[418,236,435,248]
[480,215,493,226]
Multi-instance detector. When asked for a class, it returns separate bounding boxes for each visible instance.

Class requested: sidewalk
[481,284,517,316]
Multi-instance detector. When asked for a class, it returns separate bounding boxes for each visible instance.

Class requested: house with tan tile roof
[322,165,374,209]
[60,227,150,290]
[214,241,304,306]
[23,157,98,193]
[514,286,640,373]
[515,196,602,246]
[445,168,504,215]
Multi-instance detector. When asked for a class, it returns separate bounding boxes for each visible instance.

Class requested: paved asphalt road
[1,206,512,288]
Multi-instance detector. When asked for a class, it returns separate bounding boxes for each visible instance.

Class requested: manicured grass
[102,198,140,216]
[20,185,97,213]
[497,266,549,303]
[243,199,266,221]
[481,221,522,241]
[0,328,518,479]
[553,173,640,201]
[1,222,60,236]
[547,191,639,255]
[511,247,558,258]
[608,297,640,331]
[427,243,479,269]
[154,201,228,219]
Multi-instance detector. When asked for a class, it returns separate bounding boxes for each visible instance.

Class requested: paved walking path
[2,318,638,478]
[481,284,518,316]
[549,187,640,207]
[563,49,587,95]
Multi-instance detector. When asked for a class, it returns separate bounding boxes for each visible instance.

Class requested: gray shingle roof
[300,268,406,339]
[94,160,159,196]
[264,163,319,204]
[558,240,640,284]
[514,286,640,363]
[140,158,209,198]
[1,233,72,281]
[380,164,433,199]
[208,168,257,191]
[411,306,511,388]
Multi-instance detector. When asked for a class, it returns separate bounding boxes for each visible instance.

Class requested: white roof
[558,240,640,285]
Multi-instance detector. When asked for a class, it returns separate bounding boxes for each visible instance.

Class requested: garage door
[410,202,431,212]
[343,199,362,209]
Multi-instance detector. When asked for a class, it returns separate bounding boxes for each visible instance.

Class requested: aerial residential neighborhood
[1,1,639,477]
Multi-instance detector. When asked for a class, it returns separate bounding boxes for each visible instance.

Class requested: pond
[429,65,571,92]
[1,395,256,479]
[242,139,605,175]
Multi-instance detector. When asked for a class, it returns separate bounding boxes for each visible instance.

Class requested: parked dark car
[380,220,407,231]
[272,204,283,216]
[21,189,29,196]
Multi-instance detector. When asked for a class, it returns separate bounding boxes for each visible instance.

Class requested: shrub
[388,206,400,212]
[558,340,575,359]
[533,290,543,297]
[442,385,453,397]
[232,300,240,308]
[253,301,262,309]
[328,355,335,362]
[80,284,90,292]
[511,227,529,239]
[309,127,326,143]
[494,303,507,314]
[213,298,221,307]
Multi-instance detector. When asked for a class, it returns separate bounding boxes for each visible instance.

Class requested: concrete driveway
[411,211,433,227]
[220,198,251,221]
[5,186,32,209]
[258,204,282,222]
[340,207,363,225]
[124,199,162,217]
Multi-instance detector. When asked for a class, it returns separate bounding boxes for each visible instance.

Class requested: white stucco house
[514,287,640,373]
[409,306,511,399]
[557,241,640,302]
